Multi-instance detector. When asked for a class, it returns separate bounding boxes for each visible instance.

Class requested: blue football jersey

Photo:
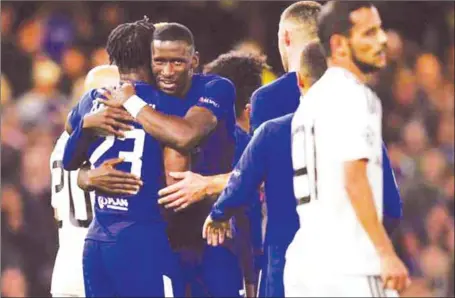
[163,73,237,249]
[65,82,168,241]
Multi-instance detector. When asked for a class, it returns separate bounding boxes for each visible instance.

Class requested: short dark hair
[153,22,195,48]
[281,1,321,23]
[203,51,267,118]
[317,1,374,56]
[106,16,155,73]
[300,41,327,83]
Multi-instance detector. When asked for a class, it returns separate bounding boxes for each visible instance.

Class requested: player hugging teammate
[51,2,409,297]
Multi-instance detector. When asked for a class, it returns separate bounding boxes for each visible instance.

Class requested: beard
[348,43,382,74]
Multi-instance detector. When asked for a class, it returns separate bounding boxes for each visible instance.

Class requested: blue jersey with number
[64,82,169,242]
[161,73,237,249]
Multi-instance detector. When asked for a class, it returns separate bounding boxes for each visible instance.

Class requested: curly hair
[106,16,155,73]
[203,51,268,118]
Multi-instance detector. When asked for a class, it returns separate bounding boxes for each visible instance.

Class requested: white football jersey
[288,67,383,276]
[50,132,94,297]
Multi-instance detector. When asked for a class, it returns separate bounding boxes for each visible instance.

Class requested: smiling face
[151,40,199,98]
[345,6,388,73]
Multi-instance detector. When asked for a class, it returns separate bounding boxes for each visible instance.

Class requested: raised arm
[100,78,235,152]
[62,91,134,171]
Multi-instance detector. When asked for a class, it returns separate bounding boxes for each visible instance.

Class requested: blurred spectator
[59,46,88,95]
[1,74,13,105]
[16,56,67,132]
[0,2,452,297]
[90,47,110,68]
[419,245,451,296]
[401,120,429,165]
[1,5,33,97]
[437,115,455,165]
[1,105,27,185]
[42,11,74,62]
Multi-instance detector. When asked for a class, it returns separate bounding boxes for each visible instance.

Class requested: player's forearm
[205,173,231,198]
[77,164,94,192]
[62,121,94,171]
[163,147,191,186]
[345,173,396,257]
[136,107,202,152]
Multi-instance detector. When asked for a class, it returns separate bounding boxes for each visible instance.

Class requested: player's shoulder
[309,68,366,111]
[251,72,297,102]
[50,132,69,161]
[134,81,160,105]
[261,113,294,134]
[193,73,234,90]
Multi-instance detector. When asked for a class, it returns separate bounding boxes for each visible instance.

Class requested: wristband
[123,95,147,118]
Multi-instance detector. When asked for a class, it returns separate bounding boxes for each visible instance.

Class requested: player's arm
[382,143,402,236]
[163,147,191,186]
[208,123,268,221]
[157,171,230,211]
[100,79,235,152]
[77,159,143,196]
[63,91,134,171]
[332,95,409,292]
[65,89,134,136]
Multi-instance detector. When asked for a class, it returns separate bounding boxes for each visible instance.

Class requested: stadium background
[1,1,453,297]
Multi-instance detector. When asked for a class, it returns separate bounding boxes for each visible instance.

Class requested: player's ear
[297,71,305,89]
[192,51,200,70]
[330,34,348,58]
[245,103,252,115]
[284,30,291,47]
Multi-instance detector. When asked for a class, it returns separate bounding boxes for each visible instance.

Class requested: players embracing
[50,2,411,297]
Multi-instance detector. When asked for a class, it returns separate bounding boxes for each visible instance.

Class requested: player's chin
[158,83,178,96]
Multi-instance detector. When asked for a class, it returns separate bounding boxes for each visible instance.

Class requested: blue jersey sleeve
[196,78,235,120]
[210,123,268,221]
[62,90,99,170]
[382,143,403,234]
[67,89,100,131]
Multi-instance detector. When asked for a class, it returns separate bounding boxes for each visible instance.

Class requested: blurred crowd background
[1,1,454,297]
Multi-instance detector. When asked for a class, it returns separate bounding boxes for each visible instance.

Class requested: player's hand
[202,215,233,246]
[83,105,135,138]
[98,83,136,108]
[380,252,411,293]
[158,171,208,212]
[86,157,143,196]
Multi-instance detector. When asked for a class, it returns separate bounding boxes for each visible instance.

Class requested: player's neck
[119,70,151,84]
[328,58,368,84]
[287,52,302,74]
[236,116,250,133]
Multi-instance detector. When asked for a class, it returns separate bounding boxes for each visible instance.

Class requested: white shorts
[284,273,399,297]
[50,243,85,297]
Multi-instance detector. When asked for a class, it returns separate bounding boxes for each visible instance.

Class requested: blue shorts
[258,244,287,298]
[178,244,243,297]
[83,223,184,297]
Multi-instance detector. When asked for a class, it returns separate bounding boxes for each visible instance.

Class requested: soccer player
[158,2,403,296]
[202,51,267,297]
[76,23,242,297]
[49,65,140,297]
[286,2,409,296]
[250,1,321,133]
[63,19,189,297]
[202,41,327,298]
